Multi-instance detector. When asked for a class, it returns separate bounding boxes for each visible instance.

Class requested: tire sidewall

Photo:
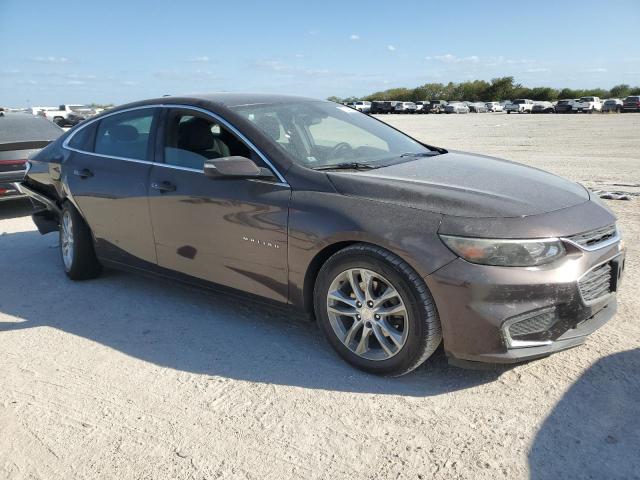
[314,250,432,375]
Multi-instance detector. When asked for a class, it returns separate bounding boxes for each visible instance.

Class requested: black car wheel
[54,117,65,126]
[60,202,102,280]
[314,243,442,376]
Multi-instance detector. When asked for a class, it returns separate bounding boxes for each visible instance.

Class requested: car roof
[117,92,322,111]
[0,112,63,146]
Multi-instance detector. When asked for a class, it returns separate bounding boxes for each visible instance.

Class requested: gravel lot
[1,113,638,480]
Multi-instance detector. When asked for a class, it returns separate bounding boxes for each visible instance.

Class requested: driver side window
[163,110,253,170]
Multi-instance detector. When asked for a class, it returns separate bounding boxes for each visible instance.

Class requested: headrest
[255,115,281,141]
[178,117,214,151]
[108,124,138,142]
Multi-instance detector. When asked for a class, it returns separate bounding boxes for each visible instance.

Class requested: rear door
[147,107,291,302]
[64,107,159,265]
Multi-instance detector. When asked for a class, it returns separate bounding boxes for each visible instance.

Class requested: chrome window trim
[62,103,289,185]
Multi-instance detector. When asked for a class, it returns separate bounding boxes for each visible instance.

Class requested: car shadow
[0,197,35,220]
[0,228,506,396]
[529,348,640,479]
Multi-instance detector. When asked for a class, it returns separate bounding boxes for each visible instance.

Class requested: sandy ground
[1,113,639,480]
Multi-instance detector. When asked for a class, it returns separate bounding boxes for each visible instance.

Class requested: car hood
[326,151,590,218]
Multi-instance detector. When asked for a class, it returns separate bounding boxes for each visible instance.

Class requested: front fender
[287,191,457,309]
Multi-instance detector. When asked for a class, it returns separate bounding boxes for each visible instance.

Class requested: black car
[369,101,385,114]
[622,95,640,112]
[0,112,63,201]
[554,99,579,114]
[20,94,623,376]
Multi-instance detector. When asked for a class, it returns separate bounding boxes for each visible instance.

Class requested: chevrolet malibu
[20,94,625,376]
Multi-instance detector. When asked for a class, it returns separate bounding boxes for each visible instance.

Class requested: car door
[147,106,291,302]
[64,107,159,265]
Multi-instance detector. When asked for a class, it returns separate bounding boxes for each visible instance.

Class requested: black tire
[59,202,102,280]
[53,117,65,126]
[313,243,442,376]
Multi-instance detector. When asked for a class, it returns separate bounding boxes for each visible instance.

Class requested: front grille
[566,225,616,249]
[579,262,613,303]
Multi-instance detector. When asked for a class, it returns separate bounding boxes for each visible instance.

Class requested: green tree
[609,84,630,98]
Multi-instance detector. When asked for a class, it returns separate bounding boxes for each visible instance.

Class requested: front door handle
[73,168,93,179]
[151,181,176,193]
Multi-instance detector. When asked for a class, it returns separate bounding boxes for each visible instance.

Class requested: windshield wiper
[400,151,441,158]
[313,162,378,171]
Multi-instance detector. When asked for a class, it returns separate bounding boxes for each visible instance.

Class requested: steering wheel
[329,142,353,158]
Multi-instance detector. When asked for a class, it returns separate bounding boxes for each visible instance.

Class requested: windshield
[513,99,526,104]
[230,101,433,169]
[580,97,594,102]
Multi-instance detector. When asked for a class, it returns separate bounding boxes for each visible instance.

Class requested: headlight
[439,235,566,267]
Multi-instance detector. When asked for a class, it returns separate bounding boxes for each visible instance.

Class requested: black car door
[147,107,291,302]
[64,107,159,265]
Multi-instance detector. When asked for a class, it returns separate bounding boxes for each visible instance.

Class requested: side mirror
[203,156,271,180]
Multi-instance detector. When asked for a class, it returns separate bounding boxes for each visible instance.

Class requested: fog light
[503,307,557,348]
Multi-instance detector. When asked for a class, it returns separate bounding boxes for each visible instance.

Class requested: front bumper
[426,236,625,365]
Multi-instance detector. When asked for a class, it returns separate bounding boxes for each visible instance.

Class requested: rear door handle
[151,181,176,193]
[73,168,93,178]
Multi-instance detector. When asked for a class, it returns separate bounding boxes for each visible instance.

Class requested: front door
[64,107,158,265]
[147,107,290,302]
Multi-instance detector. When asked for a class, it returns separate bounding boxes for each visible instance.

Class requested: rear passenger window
[94,109,155,160]
[68,122,97,151]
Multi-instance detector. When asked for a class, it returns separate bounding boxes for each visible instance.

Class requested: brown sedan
[19,94,625,375]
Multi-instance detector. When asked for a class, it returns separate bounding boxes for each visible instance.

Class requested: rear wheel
[53,117,65,126]
[314,244,442,376]
[60,203,102,280]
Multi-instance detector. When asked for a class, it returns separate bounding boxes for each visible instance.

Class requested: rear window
[625,96,640,101]
[513,99,526,104]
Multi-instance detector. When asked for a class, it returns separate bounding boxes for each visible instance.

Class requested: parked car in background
[29,107,57,117]
[426,100,448,114]
[0,112,63,201]
[415,101,429,113]
[373,101,402,114]
[485,102,504,112]
[555,99,580,113]
[345,101,371,113]
[45,104,96,126]
[468,102,488,113]
[601,98,623,113]
[622,95,640,112]
[532,101,555,114]
[370,101,385,114]
[19,93,624,375]
[394,102,417,114]
[445,102,470,114]
[506,99,534,114]
[577,96,602,113]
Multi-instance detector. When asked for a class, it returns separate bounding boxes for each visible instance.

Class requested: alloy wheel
[61,210,74,270]
[326,268,409,361]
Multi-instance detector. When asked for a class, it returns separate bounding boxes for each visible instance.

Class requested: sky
[1,0,639,107]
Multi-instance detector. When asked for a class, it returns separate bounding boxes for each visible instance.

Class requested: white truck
[45,104,95,126]
[506,99,534,113]
[577,96,602,113]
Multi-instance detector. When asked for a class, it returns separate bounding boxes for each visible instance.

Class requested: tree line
[328,77,640,103]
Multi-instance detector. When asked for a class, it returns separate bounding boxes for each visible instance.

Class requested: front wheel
[314,244,442,376]
[60,203,102,280]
